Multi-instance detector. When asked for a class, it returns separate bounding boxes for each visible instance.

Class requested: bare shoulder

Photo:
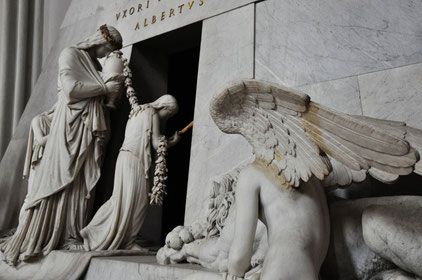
[236,164,262,192]
[238,164,260,179]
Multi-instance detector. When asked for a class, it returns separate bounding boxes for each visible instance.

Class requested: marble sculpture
[159,79,422,280]
[157,165,268,278]
[81,94,180,251]
[0,24,124,265]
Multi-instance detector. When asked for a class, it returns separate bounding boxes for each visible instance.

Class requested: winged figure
[201,79,422,280]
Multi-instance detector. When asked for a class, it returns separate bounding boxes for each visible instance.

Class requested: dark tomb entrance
[162,46,199,242]
[94,22,201,247]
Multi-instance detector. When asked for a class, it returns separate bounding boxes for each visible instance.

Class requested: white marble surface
[184,4,254,225]
[359,63,422,130]
[62,0,260,47]
[363,202,422,278]
[321,197,416,279]
[298,76,362,115]
[255,0,422,87]
[0,250,149,280]
[84,255,204,280]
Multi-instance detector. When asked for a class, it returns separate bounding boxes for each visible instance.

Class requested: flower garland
[119,54,169,205]
[120,56,143,118]
[150,136,168,205]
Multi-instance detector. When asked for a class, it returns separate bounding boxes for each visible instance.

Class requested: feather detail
[306,104,409,156]
[209,79,422,190]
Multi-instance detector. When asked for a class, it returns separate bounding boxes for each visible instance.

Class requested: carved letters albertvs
[109,0,260,46]
[115,0,205,31]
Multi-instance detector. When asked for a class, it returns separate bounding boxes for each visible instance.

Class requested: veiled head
[75,25,123,58]
[150,95,179,119]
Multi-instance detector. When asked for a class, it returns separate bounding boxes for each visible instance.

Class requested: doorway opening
[94,22,202,246]
[162,45,200,242]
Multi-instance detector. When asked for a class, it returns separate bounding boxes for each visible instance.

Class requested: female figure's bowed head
[76,24,122,56]
[1,25,123,265]
[67,24,124,101]
[81,94,181,251]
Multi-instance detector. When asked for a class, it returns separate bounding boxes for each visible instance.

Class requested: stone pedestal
[84,255,206,280]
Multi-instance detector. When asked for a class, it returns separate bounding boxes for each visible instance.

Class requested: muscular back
[229,161,330,279]
[255,162,329,253]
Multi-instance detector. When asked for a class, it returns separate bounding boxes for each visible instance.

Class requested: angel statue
[80,94,181,251]
[182,79,422,280]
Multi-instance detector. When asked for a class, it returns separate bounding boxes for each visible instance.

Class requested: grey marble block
[298,76,363,115]
[84,255,205,280]
[255,0,422,87]
[183,4,255,225]
[359,62,422,129]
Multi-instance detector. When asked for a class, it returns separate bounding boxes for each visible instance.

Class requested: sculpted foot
[130,243,147,251]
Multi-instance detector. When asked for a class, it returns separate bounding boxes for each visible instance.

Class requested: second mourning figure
[182,79,422,280]
[81,95,181,251]
[0,25,123,265]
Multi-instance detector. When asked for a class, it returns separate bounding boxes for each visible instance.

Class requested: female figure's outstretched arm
[151,112,162,150]
[151,107,181,149]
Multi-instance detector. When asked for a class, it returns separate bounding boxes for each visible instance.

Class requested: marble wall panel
[184,5,255,225]
[255,0,422,87]
[61,0,113,27]
[359,63,422,130]
[297,76,362,115]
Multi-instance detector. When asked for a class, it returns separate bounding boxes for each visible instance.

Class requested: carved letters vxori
[115,0,205,31]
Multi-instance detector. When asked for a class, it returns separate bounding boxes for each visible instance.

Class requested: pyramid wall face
[1,0,421,230]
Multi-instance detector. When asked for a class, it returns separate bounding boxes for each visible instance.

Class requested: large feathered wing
[209,79,420,187]
[350,115,422,176]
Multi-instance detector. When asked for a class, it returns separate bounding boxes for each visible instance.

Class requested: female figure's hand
[168,132,181,148]
[37,136,49,147]
[105,80,123,94]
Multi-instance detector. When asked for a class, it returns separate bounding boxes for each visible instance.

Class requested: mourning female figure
[0,25,123,265]
[81,95,180,251]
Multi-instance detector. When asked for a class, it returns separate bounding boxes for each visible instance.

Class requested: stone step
[84,255,206,280]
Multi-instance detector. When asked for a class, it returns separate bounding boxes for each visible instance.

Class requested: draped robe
[1,47,109,265]
[81,107,153,251]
